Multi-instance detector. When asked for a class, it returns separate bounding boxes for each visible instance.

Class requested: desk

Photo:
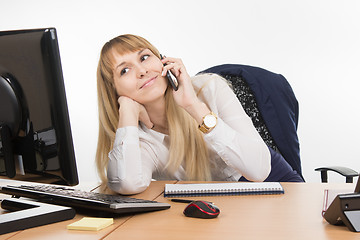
[1,181,359,240]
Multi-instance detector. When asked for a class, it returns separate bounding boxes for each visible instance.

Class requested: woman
[96,34,300,195]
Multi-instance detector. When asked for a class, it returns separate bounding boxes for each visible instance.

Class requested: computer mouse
[183,200,220,219]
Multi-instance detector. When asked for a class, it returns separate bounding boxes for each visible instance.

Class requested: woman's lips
[140,76,157,89]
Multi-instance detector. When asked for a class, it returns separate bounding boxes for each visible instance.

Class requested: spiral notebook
[164,182,284,197]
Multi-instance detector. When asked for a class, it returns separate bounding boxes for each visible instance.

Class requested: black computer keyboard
[0,184,170,214]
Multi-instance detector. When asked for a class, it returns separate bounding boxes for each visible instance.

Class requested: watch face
[204,114,217,128]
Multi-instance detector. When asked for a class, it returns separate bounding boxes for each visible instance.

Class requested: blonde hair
[96,34,211,186]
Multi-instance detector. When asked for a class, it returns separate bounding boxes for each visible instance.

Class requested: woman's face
[111,48,168,105]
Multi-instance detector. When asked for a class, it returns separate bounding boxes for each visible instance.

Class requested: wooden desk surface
[105,182,358,240]
[0,180,175,240]
[1,181,359,240]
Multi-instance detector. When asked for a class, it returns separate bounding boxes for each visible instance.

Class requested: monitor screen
[0,28,78,186]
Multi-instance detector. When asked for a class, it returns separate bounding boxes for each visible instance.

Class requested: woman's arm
[196,74,271,181]
[161,57,212,124]
[106,96,154,195]
[162,57,270,181]
[107,126,155,194]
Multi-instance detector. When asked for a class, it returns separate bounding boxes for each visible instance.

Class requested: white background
[1,0,359,183]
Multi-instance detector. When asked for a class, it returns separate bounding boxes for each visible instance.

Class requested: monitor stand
[0,124,16,178]
[0,197,75,235]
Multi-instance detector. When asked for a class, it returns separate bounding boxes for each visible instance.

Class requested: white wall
[1,0,359,183]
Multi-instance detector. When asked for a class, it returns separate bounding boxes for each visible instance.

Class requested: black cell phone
[160,54,178,91]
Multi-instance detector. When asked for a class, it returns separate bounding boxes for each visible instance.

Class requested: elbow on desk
[243,166,271,182]
[241,148,271,182]
[107,179,149,195]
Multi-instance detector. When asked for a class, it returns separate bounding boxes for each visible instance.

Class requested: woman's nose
[136,64,147,77]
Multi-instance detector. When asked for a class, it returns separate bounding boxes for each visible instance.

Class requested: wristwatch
[198,112,217,133]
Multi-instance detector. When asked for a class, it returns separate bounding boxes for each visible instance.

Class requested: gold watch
[198,112,217,133]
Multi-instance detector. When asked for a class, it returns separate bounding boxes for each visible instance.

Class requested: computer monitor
[0,28,78,186]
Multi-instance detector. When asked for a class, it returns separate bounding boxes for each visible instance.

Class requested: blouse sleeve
[107,126,155,195]
[197,74,271,181]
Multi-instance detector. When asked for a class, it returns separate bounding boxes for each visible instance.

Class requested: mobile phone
[160,54,178,91]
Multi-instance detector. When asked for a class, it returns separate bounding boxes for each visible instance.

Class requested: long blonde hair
[96,34,211,185]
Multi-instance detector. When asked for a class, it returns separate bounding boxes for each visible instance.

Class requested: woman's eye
[141,54,150,61]
[120,68,129,76]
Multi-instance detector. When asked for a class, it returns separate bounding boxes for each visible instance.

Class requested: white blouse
[107,73,271,194]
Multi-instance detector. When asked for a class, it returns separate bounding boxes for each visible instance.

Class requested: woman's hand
[161,56,212,125]
[161,57,199,109]
[117,96,153,129]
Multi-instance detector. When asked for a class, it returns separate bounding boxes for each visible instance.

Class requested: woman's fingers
[161,57,184,77]
[117,96,153,129]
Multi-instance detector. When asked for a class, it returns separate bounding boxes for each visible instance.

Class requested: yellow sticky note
[67,217,114,231]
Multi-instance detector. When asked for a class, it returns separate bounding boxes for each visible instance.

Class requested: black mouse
[183,200,220,219]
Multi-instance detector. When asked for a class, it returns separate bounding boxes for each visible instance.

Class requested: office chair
[199,64,303,180]
[199,64,359,183]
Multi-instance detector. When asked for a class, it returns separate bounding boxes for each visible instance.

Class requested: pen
[170,199,194,203]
